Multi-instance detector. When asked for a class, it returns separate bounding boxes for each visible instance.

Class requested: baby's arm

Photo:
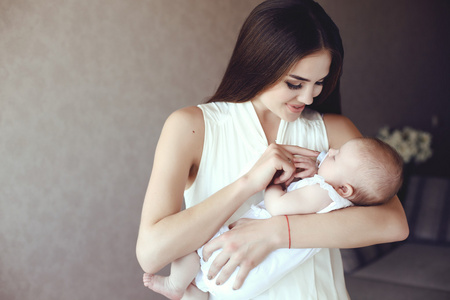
[264,184,332,216]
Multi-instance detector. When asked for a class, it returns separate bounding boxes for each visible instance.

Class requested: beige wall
[0,1,262,299]
[1,1,448,299]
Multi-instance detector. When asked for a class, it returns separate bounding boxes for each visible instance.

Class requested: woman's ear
[337,183,354,198]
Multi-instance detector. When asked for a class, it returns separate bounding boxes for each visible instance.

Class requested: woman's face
[253,50,332,122]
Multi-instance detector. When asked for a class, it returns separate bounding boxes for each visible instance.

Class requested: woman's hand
[244,144,319,193]
[201,216,286,290]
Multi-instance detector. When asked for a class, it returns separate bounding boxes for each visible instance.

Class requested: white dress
[184,101,350,300]
[195,175,354,299]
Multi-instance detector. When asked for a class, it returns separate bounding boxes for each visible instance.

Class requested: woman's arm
[136,106,255,274]
[287,195,408,249]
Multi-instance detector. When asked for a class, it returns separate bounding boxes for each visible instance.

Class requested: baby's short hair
[350,137,404,206]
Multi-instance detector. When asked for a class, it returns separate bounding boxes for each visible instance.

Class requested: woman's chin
[283,112,303,122]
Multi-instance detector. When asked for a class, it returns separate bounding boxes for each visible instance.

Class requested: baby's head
[318,137,403,206]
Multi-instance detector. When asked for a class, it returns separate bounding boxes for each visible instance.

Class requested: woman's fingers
[206,250,231,281]
[202,234,240,283]
[232,267,251,290]
[204,248,251,288]
[281,144,320,158]
[201,218,277,290]
[243,144,296,191]
[268,144,319,184]
[233,251,265,290]
[245,143,318,190]
[230,235,273,290]
[295,168,316,179]
[228,218,247,230]
[202,235,221,263]
[214,257,240,286]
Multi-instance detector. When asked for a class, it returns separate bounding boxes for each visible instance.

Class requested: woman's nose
[297,89,314,105]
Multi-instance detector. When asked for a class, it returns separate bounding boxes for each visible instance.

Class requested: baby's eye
[286,82,302,90]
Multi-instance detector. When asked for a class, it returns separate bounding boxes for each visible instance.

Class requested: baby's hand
[291,155,318,179]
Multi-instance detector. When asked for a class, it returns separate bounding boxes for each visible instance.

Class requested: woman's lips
[287,104,305,113]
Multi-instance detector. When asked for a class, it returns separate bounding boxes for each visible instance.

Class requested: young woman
[136,1,409,299]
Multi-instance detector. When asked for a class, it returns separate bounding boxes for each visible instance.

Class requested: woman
[136,0,409,299]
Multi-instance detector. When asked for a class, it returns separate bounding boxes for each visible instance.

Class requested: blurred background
[1,0,448,299]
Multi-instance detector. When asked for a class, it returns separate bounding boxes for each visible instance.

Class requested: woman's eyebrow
[289,74,310,81]
[288,74,326,81]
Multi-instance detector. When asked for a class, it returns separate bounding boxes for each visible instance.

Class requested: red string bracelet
[285,215,291,249]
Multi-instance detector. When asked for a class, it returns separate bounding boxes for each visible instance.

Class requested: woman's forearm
[136,175,255,274]
[287,196,409,249]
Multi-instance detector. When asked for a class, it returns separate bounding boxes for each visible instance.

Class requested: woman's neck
[251,100,281,144]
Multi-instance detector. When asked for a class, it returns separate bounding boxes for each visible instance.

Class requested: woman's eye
[315,81,324,86]
[286,82,302,90]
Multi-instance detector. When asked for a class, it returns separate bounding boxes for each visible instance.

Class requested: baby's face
[317,140,361,186]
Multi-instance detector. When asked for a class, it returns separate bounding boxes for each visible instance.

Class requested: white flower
[378,126,390,139]
[377,126,433,164]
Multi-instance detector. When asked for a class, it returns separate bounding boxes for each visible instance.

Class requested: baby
[144,137,403,300]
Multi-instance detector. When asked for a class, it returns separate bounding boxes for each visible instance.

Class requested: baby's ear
[337,184,354,198]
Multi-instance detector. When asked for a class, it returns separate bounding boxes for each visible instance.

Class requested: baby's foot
[143,273,184,300]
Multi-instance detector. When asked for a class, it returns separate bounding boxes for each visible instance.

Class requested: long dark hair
[207,0,344,114]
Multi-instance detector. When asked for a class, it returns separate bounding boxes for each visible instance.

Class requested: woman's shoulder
[164,101,237,137]
[166,105,204,127]
[162,106,205,144]
[322,113,354,133]
[322,113,362,148]
[160,106,205,168]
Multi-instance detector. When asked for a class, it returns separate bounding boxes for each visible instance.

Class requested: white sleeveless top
[184,101,349,300]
